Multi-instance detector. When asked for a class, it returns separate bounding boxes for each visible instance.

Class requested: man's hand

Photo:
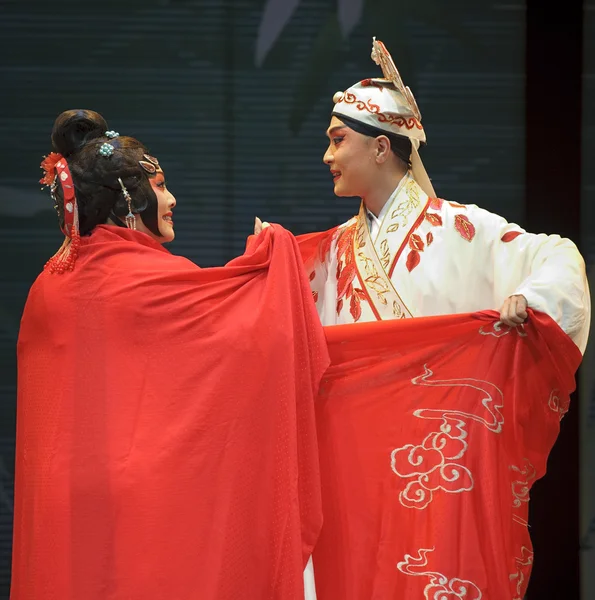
[499,294,528,327]
[254,217,270,235]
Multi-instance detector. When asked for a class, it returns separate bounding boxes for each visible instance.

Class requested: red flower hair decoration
[39,152,64,186]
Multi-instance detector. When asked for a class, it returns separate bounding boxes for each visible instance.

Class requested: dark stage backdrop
[2,1,588,598]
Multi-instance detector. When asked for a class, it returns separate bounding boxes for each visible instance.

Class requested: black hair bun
[51,109,109,158]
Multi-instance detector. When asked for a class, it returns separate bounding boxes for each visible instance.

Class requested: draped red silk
[296,231,581,599]
[13,225,581,599]
[13,225,329,600]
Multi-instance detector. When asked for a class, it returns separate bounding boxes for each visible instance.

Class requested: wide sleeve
[468,204,590,353]
[295,226,342,322]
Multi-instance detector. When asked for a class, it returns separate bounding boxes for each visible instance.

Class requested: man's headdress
[332,38,435,197]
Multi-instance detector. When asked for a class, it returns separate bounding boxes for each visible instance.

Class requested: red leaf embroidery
[409,233,425,252]
[350,294,362,321]
[336,298,344,314]
[449,201,467,209]
[354,287,367,300]
[337,263,356,300]
[429,198,443,210]
[406,250,421,272]
[425,212,443,227]
[337,224,356,259]
[309,270,316,281]
[312,291,319,302]
[454,214,476,242]
[427,231,434,246]
[501,230,523,243]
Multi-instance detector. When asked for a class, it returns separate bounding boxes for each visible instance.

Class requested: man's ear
[375,135,391,164]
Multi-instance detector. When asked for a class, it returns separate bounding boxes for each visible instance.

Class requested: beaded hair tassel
[118,178,137,230]
[40,155,81,274]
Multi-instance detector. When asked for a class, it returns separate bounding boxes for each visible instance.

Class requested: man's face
[323,116,375,198]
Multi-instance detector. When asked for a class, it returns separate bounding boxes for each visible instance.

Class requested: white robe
[309,172,590,352]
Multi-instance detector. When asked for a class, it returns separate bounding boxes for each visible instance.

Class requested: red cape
[13,225,329,600]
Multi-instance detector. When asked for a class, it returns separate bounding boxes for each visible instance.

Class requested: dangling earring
[118,178,137,230]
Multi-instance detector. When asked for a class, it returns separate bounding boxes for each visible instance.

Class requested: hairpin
[105,130,119,139]
[139,153,161,175]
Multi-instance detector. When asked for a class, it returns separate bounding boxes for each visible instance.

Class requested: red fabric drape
[13,225,329,600]
[313,310,580,599]
[13,225,581,599]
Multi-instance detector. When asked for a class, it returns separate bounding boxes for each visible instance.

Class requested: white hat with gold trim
[332,38,435,197]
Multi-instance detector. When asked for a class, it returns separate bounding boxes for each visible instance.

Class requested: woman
[12,110,328,600]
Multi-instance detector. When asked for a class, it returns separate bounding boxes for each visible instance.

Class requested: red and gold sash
[336,173,429,321]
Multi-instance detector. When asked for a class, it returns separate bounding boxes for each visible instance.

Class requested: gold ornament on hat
[371,37,422,121]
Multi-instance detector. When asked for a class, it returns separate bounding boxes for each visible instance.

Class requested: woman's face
[135,159,177,244]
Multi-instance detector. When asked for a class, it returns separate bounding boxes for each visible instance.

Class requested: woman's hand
[254,217,270,235]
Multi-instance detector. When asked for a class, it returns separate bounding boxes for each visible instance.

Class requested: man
[305,38,589,352]
[296,38,590,599]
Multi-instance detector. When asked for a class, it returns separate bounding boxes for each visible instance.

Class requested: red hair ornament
[40,154,80,274]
